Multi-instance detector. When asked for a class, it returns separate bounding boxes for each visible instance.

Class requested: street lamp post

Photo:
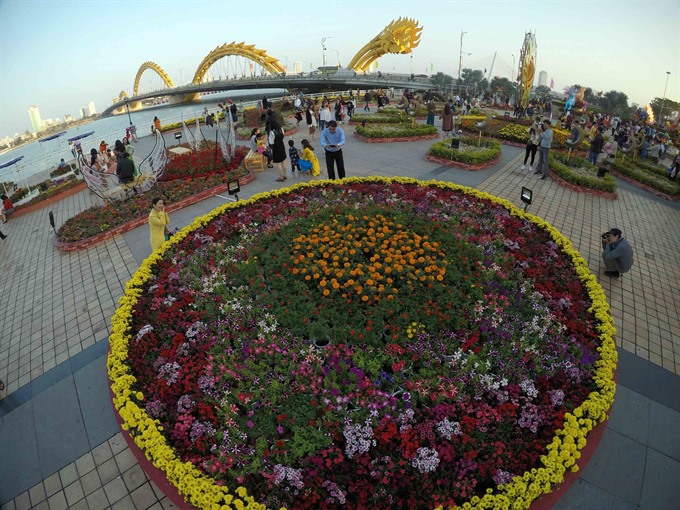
[321,36,332,70]
[658,71,671,122]
[458,31,467,83]
[124,97,132,125]
[512,54,515,80]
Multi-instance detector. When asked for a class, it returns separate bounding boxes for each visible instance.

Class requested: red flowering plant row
[56,148,247,243]
[161,145,249,182]
[119,180,612,509]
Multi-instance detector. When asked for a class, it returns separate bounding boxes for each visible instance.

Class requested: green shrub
[351,113,411,124]
[355,123,437,139]
[428,136,501,165]
[550,154,617,192]
[609,158,680,195]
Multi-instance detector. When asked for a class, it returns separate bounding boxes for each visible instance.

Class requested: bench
[244,149,265,172]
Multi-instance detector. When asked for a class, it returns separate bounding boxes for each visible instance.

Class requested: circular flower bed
[427,137,501,169]
[108,177,616,510]
[355,123,438,141]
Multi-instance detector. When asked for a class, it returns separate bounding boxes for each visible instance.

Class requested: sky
[1,0,679,139]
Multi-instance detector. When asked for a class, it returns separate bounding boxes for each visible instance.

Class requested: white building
[88,101,97,115]
[293,61,302,74]
[28,105,43,133]
[538,71,547,87]
[81,106,90,118]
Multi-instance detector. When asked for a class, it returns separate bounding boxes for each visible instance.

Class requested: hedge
[550,153,617,192]
[355,123,438,139]
[609,158,680,196]
[428,136,501,165]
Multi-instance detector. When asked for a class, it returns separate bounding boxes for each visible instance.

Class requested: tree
[649,97,680,122]
[489,76,515,98]
[534,85,551,97]
[598,90,629,116]
[430,72,454,89]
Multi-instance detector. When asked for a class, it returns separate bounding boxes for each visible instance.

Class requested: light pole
[658,71,671,122]
[458,31,467,82]
[321,36,332,69]
[124,97,132,125]
[511,54,515,80]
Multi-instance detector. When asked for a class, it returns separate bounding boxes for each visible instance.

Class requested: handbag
[164,227,174,241]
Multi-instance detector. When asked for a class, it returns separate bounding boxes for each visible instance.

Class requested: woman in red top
[1,194,14,223]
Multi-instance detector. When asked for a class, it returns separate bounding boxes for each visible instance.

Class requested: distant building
[88,101,97,115]
[81,106,90,118]
[64,114,74,122]
[43,118,53,127]
[294,61,302,74]
[538,71,547,87]
[28,105,43,133]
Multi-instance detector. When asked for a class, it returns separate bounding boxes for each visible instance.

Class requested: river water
[0,88,286,186]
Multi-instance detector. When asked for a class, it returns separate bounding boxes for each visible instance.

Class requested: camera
[602,232,610,240]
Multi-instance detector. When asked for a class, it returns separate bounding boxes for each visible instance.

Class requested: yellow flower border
[107,177,617,510]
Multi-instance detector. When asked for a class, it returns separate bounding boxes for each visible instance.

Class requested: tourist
[300,139,320,176]
[601,228,634,278]
[364,91,371,111]
[153,116,161,133]
[99,140,108,155]
[148,198,171,251]
[87,148,104,171]
[115,148,135,184]
[588,127,605,166]
[602,136,618,162]
[250,128,273,167]
[320,120,346,180]
[334,100,343,124]
[123,138,138,176]
[1,194,14,224]
[268,119,288,182]
[648,139,662,163]
[534,120,553,180]
[440,103,454,137]
[58,158,66,169]
[668,153,680,180]
[346,100,355,120]
[288,139,301,177]
[305,105,317,140]
[521,127,540,171]
[319,102,332,132]
[426,99,436,126]
[229,102,238,124]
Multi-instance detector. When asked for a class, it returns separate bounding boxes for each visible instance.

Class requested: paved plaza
[1,117,679,509]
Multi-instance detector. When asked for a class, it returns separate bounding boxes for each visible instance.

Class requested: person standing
[426,99,436,126]
[148,198,171,251]
[319,102,332,132]
[153,116,161,133]
[601,228,634,277]
[268,119,288,182]
[534,120,553,180]
[129,124,138,142]
[440,103,454,137]
[521,127,540,171]
[588,127,605,166]
[305,104,317,140]
[320,120,346,179]
[364,91,371,111]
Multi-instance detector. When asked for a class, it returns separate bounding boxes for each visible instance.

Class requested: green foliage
[650,97,680,122]
[489,76,516,98]
[351,112,410,124]
[550,153,617,192]
[355,123,437,139]
[430,72,454,88]
[428,137,501,164]
[534,85,551,97]
[609,158,680,195]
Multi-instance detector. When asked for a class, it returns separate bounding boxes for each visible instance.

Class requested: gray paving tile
[580,428,646,506]
[639,449,680,510]
[647,401,680,462]
[551,478,617,510]
[32,377,90,476]
[607,385,650,445]
[30,359,71,398]
[73,356,119,448]
[0,403,41,505]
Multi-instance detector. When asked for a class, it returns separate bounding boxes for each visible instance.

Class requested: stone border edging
[53,173,255,251]
[608,169,679,201]
[425,153,501,171]
[550,172,618,200]
[354,132,439,143]
[11,182,87,219]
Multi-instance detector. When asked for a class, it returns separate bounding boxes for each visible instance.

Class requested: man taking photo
[601,228,634,278]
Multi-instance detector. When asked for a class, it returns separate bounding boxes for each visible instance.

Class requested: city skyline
[1,0,679,139]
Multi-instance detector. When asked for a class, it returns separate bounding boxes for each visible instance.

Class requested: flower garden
[427,137,501,169]
[355,123,439,141]
[549,154,617,195]
[108,177,617,510]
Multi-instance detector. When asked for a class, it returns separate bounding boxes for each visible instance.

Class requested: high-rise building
[81,106,90,118]
[88,101,97,115]
[28,105,43,133]
[538,71,548,87]
[294,61,302,74]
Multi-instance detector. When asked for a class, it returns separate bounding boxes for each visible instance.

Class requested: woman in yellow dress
[149,198,170,251]
[300,139,321,177]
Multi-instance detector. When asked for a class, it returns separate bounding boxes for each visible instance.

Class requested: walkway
[1,117,679,509]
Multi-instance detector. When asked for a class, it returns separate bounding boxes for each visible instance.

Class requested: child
[300,139,320,177]
[288,139,301,175]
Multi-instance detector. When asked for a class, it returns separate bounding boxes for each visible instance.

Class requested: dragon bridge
[347,17,422,73]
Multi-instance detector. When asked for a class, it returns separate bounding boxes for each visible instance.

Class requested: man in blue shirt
[320,120,346,179]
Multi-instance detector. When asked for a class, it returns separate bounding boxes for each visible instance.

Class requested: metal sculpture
[133,61,175,96]
[516,32,537,110]
[347,17,422,73]
[191,42,285,85]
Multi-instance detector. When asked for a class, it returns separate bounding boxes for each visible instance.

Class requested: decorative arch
[119,90,128,100]
[133,61,175,96]
[347,17,422,73]
[191,42,285,84]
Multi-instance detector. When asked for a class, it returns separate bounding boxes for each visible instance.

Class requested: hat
[608,228,622,237]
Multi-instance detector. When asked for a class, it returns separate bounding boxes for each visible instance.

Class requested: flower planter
[54,173,254,251]
[11,182,87,219]
[354,132,440,143]
[550,171,618,200]
[108,177,617,510]
[425,153,501,171]
[608,169,680,201]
